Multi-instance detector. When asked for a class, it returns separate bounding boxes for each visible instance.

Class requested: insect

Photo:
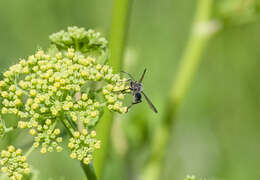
[121,68,158,113]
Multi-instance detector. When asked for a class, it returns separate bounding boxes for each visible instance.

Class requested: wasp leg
[120,87,132,94]
[118,78,132,83]
[126,100,142,112]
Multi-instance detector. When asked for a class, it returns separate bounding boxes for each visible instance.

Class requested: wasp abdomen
[135,92,142,102]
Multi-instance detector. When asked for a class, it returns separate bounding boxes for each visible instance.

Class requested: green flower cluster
[0,26,129,167]
[0,146,30,180]
[68,129,100,164]
[0,48,127,120]
[49,26,108,53]
[18,119,63,154]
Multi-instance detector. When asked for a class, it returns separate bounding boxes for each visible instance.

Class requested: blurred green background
[1,0,260,180]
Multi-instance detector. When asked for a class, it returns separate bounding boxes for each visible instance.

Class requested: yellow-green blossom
[18,120,63,153]
[49,26,108,53]
[0,146,30,180]
[0,27,129,169]
[0,27,132,175]
[68,129,100,165]
[0,48,127,122]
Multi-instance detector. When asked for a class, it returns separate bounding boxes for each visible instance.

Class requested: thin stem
[93,0,133,179]
[5,127,13,133]
[61,115,74,136]
[25,145,35,158]
[75,39,80,51]
[141,0,215,179]
[0,116,13,133]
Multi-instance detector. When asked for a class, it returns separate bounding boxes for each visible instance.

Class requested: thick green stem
[80,162,98,180]
[93,0,133,179]
[93,112,112,179]
[141,0,215,179]
[109,0,132,72]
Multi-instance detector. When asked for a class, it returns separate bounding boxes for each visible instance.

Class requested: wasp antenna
[120,70,135,80]
[138,68,147,83]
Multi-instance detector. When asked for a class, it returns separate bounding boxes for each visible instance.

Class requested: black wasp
[121,69,158,113]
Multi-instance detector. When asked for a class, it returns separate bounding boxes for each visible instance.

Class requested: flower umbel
[0,146,30,180]
[49,26,108,54]
[0,26,128,170]
[18,119,63,154]
[68,129,100,165]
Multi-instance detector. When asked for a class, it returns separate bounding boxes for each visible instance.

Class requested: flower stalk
[25,146,35,158]
[94,0,133,179]
[141,0,215,179]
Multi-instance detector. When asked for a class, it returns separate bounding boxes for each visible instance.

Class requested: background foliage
[0,0,260,180]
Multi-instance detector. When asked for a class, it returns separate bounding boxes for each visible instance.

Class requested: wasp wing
[141,91,158,113]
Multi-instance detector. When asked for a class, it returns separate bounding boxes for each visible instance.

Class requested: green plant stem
[109,0,133,71]
[141,0,214,179]
[80,162,98,180]
[93,112,112,178]
[93,0,133,179]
